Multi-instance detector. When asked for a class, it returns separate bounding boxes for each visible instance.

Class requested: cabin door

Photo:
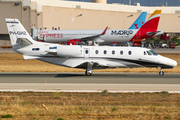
[84,48,90,58]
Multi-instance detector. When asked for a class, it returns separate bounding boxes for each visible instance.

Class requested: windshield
[146,51,152,55]
[149,50,158,55]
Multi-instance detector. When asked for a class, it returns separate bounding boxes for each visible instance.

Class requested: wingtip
[102,26,108,35]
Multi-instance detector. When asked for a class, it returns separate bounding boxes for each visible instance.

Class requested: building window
[137,10,142,13]
[112,50,115,55]
[175,10,180,14]
[58,27,60,30]
[52,27,54,30]
[76,5,81,9]
[128,51,132,55]
[95,50,99,54]
[120,51,123,55]
[104,50,107,54]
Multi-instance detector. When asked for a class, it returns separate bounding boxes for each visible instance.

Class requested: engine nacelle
[57,46,82,57]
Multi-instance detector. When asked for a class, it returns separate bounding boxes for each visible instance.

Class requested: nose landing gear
[159,71,164,76]
[157,66,164,76]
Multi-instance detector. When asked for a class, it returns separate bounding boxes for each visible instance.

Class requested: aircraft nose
[171,60,177,67]
[160,56,177,67]
[165,58,177,67]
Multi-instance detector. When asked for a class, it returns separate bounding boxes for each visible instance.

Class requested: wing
[70,26,108,42]
[75,61,110,69]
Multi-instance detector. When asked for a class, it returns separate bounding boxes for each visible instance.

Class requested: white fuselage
[39,29,138,43]
[16,42,177,70]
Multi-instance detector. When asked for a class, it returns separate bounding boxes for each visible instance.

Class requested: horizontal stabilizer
[147,31,164,36]
[23,55,42,60]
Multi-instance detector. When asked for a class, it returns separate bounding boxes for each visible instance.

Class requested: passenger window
[95,50,99,54]
[144,51,146,55]
[128,51,132,55]
[147,51,152,55]
[112,50,115,55]
[85,50,88,54]
[32,48,39,51]
[104,50,107,54]
[120,51,123,55]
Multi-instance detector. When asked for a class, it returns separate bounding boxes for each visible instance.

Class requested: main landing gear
[85,70,93,76]
[85,62,93,76]
[157,67,164,76]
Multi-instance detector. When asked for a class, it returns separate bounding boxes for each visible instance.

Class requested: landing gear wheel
[159,71,164,76]
[157,66,165,76]
[85,70,92,76]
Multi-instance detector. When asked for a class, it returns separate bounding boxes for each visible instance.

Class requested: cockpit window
[146,51,152,55]
[144,51,146,55]
[149,50,158,55]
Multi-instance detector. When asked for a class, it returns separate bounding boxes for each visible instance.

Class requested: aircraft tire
[159,71,164,76]
[85,70,92,76]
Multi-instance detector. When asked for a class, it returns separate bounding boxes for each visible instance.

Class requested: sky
[66,0,180,6]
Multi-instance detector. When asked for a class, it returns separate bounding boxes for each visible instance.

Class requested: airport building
[0,0,180,46]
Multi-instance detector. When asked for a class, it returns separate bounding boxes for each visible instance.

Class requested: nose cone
[160,56,177,67]
[171,59,177,67]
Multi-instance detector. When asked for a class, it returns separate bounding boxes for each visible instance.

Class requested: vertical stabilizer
[129,12,147,29]
[5,18,34,49]
[130,10,162,41]
[140,10,161,32]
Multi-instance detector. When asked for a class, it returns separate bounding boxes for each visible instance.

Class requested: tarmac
[0,72,180,92]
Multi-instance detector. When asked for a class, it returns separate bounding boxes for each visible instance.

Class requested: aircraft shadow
[54,73,128,78]
[55,74,85,78]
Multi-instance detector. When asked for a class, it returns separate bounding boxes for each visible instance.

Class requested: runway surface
[0,72,180,92]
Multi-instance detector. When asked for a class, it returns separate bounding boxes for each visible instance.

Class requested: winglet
[101,27,108,35]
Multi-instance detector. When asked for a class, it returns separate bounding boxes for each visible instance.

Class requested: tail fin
[130,10,162,41]
[5,18,35,50]
[129,12,147,29]
[141,10,161,31]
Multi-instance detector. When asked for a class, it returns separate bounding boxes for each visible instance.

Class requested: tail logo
[9,31,27,35]
[134,24,138,29]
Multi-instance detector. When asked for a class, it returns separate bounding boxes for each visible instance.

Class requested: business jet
[6,18,176,76]
[39,10,163,44]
